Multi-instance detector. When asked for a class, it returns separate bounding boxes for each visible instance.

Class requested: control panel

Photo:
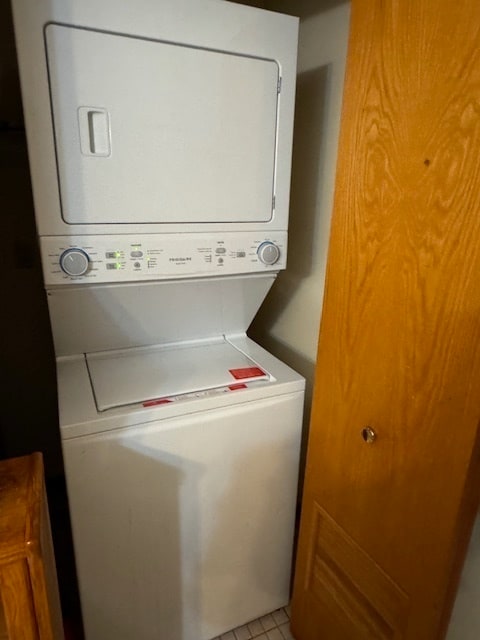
[41,232,287,285]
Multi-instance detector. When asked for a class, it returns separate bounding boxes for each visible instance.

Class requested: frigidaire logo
[169,257,192,262]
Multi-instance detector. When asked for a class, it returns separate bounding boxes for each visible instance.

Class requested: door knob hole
[361,427,377,443]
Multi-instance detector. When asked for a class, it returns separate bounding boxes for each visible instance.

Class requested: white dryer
[12,0,297,242]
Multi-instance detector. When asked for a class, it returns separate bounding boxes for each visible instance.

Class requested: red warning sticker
[143,398,172,407]
[228,383,248,391]
[229,367,265,380]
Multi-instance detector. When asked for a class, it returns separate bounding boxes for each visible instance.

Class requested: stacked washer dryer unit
[13,1,304,639]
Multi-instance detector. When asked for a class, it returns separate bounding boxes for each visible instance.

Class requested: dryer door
[45,24,279,226]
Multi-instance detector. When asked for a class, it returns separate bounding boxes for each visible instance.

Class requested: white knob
[257,242,280,265]
[60,248,90,277]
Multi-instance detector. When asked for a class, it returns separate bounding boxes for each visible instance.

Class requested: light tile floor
[212,605,293,640]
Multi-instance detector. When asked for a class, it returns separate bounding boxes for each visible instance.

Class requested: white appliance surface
[59,337,305,640]
[13,0,298,237]
[13,3,303,639]
[86,337,270,411]
[59,335,304,439]
[46,24,279,226]
[47,274,277,357]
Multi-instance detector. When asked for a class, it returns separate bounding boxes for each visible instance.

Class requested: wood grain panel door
[291,1,480,639]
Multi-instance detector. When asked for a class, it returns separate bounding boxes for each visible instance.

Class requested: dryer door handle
[78,107,111,157]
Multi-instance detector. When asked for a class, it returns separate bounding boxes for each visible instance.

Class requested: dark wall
[1,5,81,625]
[0,2,62,476]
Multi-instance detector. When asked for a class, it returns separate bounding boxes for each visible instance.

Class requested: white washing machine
[12,1,303,638]
[44,270,304,639]
[58,334,303,640]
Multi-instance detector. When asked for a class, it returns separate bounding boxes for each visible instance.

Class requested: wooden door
[291,1,480,639]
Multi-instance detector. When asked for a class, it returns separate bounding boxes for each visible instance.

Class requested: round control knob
[257,241,280,266]
[59,248,90,277]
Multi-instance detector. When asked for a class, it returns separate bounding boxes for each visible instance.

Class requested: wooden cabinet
[0,453,64,640]
[291,1,480,638]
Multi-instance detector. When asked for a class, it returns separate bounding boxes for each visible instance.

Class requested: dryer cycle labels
[40,232,287,284]
[45,23,280,226]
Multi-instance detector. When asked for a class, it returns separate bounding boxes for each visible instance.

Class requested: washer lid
[86,338,271,412]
